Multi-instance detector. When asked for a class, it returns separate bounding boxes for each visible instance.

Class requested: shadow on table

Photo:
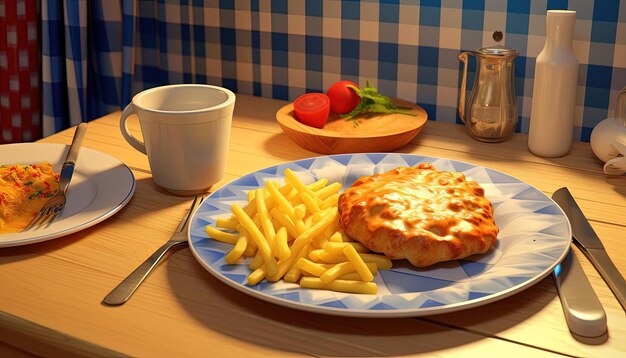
[265,119,540,164]
[606,175,626,199]
[166,249,558,356]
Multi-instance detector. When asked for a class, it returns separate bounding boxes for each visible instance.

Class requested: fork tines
[23,198,66,231]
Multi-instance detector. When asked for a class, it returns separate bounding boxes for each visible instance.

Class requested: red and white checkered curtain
[0,0,41,144]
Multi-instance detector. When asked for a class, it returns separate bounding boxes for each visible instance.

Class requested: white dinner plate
[0,143,135,247]
[188,153,571,317]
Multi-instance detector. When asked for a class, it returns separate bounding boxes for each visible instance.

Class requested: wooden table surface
[1,94,625,357]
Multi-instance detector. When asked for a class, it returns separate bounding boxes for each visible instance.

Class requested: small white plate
[188,153,571,317]
[0,143,135,247]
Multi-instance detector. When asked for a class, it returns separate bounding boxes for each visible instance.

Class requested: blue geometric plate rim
[188,153,571,317]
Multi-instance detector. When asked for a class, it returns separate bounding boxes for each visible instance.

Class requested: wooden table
[1,95,625,357]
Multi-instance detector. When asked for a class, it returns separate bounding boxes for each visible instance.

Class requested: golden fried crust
[338,163,498,267]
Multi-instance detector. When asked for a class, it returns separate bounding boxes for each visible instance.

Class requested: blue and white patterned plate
[188,153,571,317]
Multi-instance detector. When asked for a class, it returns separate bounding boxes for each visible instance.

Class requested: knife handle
[584,247,626,312]
[553,249,607,338]
[66,122,88,165]
[59,122,88,193]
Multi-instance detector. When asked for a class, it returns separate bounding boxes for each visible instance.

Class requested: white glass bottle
[528,10,579,157]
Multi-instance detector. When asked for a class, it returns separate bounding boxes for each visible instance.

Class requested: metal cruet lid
[476,31,519,58]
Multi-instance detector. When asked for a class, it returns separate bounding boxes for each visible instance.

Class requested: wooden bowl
[276,99,428,154]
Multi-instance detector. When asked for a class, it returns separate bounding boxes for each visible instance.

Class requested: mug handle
[119,104,147,154]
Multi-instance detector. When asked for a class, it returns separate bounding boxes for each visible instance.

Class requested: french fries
[205,169,393,294]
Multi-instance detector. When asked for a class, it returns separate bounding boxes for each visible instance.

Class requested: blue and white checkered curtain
[41,0,220,136]
[42,0,123,136]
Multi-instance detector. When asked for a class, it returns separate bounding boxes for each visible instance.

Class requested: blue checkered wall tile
[187,0,624,141]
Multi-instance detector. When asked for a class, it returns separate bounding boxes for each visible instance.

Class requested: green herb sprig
[341,81,416,125]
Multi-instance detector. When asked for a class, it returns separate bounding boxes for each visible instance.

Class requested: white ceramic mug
[120,84,235,195]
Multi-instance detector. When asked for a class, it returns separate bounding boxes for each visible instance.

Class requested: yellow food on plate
[338,163,498,267]
[0,162,60,233]
[205,168,392,295]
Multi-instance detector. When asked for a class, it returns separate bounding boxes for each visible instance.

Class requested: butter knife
[553,248,607,339]
[552,187,626,312]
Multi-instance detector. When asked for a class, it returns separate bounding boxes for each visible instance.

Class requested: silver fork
[102,195,203,306]
[23,122,88,231]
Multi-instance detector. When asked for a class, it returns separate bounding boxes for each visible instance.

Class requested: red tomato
[293,93,330,128]
[327,80,361,114]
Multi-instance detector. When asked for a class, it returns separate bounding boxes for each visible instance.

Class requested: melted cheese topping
[0,163,60,233]
[340,163,497,244]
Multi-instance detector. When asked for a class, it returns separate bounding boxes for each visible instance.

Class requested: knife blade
[552,187,626,312]
[553,248,607,339]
